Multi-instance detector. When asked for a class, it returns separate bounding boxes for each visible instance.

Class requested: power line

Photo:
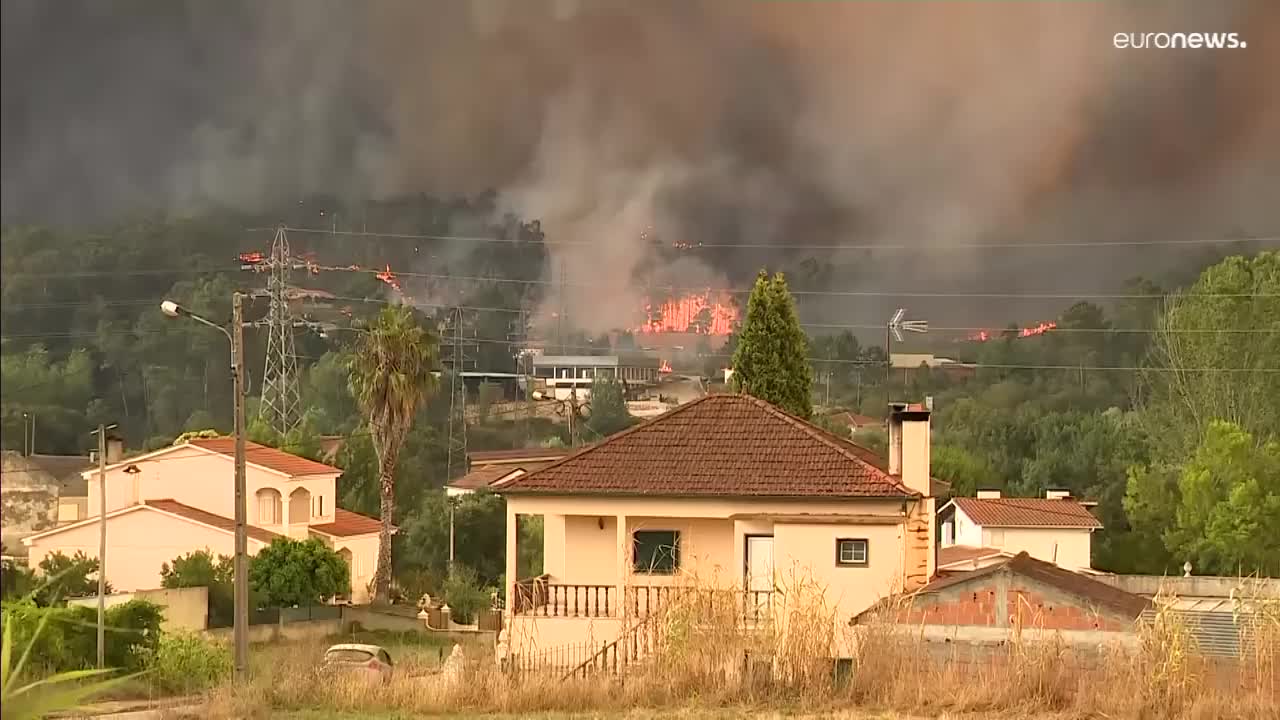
[259,225,1280,252]
[9,265,1279,299]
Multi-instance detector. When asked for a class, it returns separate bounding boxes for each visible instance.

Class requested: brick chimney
[889,402,935,589]
[888,402,931,497]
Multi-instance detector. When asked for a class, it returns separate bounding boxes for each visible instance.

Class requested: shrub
[441,565,488,624]
[33,551,112,606]
[249,537,350,607]
[0,599,162,673]
[142,631,232,694]
[161,549,235,628]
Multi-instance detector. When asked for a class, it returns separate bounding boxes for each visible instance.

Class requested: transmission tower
[507,307,535,445]
[441,307,478,481]
[258,226,302,436]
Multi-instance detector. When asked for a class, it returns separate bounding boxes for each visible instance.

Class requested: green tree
[1126,421,1280,576]
[347,305,439,602]
[395,490,506,588]
[160,549,234,627]
[248,537,350,607]
[730,270,813,418]
[1141,252,1280,460]
[34,551,111,606]
[585,377,633,438]
[930,444,993,499]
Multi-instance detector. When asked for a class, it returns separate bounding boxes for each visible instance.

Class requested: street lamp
[161,296,249,681]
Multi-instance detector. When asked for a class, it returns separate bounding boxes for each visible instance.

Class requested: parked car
[322,643,393,683]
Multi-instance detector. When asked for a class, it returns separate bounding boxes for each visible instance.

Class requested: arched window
[255,488,282,525]
[288,487,311,525]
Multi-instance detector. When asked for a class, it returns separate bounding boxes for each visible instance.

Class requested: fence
[1139,608,1262,658]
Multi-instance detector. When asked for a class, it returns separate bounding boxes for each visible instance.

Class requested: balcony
[511,576,774,624]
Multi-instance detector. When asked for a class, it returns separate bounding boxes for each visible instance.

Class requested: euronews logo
[1114,32,1247,50]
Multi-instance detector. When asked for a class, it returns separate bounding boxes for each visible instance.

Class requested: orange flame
[238,251,265,264]
[375,264,402,292]
[659,359,673,374]
[635,290,738,335]
[967,321,1057,342]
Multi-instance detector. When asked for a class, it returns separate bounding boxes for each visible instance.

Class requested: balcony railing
[513,576,615,618]
[512,579,773,623]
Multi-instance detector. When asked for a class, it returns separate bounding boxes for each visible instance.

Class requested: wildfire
[238,251,265,265]
[967,321,1058,342]
[659,359,673,374]
[375,264,401,292]
[635,291,738,335]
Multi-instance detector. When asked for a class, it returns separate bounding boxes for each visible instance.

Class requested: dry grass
[201,577,1279,720]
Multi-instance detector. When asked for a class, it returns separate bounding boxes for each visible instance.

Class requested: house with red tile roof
[490,394,941,658]
[22,438,383,604]
[854,552,1149,638]
[937,489,1103,573]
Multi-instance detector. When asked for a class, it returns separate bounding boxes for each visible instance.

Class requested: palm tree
[347,306,438,602]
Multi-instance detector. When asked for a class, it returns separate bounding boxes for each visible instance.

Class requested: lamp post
[161,296,248,681]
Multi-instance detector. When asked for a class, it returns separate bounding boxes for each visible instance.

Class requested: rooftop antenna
[886,308,929,385]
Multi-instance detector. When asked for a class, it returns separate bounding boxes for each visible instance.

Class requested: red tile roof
[952,497,1102,528]
[310,508,383,537]
[468,448,568,465]
[496,394,915,498]
[448,463,552,491]
[856,552,1150,622]
[937,545,1008,568]
[187,437,341,478]
[144,499,281,544]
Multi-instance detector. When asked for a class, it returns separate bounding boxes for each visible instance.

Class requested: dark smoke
[3,0,1278,332]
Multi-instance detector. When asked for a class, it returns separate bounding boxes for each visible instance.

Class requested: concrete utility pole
[231,293,248,681]
[96,424,106,669]
[160,294,248,681]
[90,422,116,669]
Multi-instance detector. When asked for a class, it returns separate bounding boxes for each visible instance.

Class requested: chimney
[106,434,125,464]
[1045,489,1071,500]
[976,489,1002,499]
[888,402,931,497]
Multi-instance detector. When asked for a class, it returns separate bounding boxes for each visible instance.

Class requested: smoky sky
[3,0,1279,333]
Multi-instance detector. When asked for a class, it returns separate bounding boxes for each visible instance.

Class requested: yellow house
[22,438,382,604]
[493,394,940,658]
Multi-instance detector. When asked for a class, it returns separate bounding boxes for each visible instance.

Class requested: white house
[22,437,384,603]
[936,490,1102,573]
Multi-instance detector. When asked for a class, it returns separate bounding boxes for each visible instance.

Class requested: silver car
[322,643,394,683]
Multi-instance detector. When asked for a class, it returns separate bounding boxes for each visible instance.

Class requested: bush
[0,599,163,673]
[249,537,350,607]
[161,549,235,628]
[142,631,232,693]
[441,565,488,624]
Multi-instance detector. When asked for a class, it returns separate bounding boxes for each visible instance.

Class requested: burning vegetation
[635,291,738,336]
[967,321,1057,343]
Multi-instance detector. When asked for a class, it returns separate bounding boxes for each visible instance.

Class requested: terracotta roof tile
[449,463,552,491]
[467,448,568,465]
[496,394,914,498]
[952,497,1102,529]
[857,552,1150,622]
[144,499,281,544]
[310,508,383,537]
[937,545,1007,568]
[187,437,341,478]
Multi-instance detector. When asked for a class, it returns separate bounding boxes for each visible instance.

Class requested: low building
[855,552,1150,636]
[22,438,384,603]
[447,448,568,498]
[1,450,95,554]
[532,354,662,400]
[937,490,1102,572]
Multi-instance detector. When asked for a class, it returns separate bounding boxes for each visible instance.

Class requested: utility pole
[96,424,106,669]
[232,293,248,681]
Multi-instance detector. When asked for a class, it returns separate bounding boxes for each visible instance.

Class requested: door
[744,535,773,622]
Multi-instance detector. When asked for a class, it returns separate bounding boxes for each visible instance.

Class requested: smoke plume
[3,0,1278,332]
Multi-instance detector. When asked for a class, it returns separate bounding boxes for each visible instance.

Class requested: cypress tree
[730,270,813,418]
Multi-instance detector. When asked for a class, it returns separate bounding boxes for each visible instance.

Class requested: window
[633,530,680,574]
[985,528,1005,547]
[836,538,869,567]
[314,495,325,518]
[256,489,281,525]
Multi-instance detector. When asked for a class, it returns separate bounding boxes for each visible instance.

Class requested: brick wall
[886,570,1135,632]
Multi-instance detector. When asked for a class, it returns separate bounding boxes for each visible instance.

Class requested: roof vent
[976,489,1001,500]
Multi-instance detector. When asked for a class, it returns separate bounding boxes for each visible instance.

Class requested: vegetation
[347,305,440,603]
[248,538,351,608]
[731,270,813,419]
[139,631,232,694]
[1,198,1276,580]
[160,549,235,627]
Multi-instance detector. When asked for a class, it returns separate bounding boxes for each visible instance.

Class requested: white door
[744,536,773,621]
